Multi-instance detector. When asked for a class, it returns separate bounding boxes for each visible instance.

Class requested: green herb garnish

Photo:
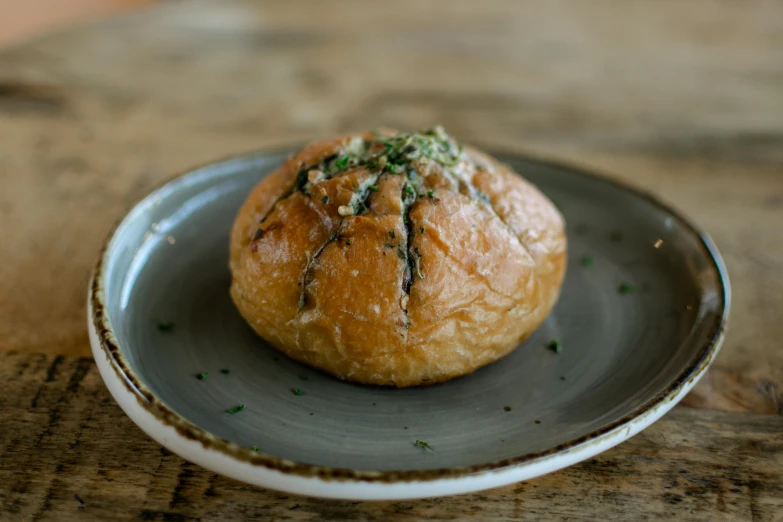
[369,185,379,192]
[414,440,433,451]
[427,190,434,198]
[227,404,245,414]
[419,227,424,233]
[581,255,594,267]
[157,321,174,332]
[321,196,329,204]
[389,230,395,239]
[547,339,561,353]
[292,388,303,396]
[618,282,633,294]
[346,240,351,246]
[335,156,350,169]
[404,184,414,196]
[196,372,209,381]
[560,376,566,381]
[396,247,407,261]
[252,445,260,452]
[221,369,230,375]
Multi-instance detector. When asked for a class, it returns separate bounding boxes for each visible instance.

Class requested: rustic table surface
[1,0,782,520]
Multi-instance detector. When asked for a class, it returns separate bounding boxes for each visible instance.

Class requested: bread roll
[230,127,566,387]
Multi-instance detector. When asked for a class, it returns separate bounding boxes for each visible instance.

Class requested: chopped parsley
[396,247,407,260]
[618,282,633,294]
[292,388,303,396]
[226,404,245,414]
[221,369,230,375]
[345,240,351,246]
[335,156,350,169]
[414,440,433,451]
[157,321,174,332]
[321,196,329,204]
[404,184,415,196]
[419,227,424,234]
[547,339,561,353]
[382,242,395,249]
[389,230,395,239]
[196,372,209,381]
[369,185,380,192]
[252,445,260,452]
[427,190,434,198]
[581,255,594,267]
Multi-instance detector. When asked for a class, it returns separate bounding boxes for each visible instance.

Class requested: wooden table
[1,1,782,519]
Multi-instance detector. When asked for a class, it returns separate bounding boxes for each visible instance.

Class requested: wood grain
[0,351,780,521]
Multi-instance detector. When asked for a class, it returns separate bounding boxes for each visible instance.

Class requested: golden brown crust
[229,129,567,387]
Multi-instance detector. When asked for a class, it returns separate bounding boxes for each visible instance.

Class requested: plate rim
[88,145,731,489]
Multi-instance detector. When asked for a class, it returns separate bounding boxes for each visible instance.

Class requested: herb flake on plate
[414,440,433,451]
[157,321,174,332]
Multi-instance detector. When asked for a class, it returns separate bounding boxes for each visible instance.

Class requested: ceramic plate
[88,148,729,500]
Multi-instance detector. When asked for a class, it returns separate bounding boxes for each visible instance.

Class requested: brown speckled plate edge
[87,145,730,494]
